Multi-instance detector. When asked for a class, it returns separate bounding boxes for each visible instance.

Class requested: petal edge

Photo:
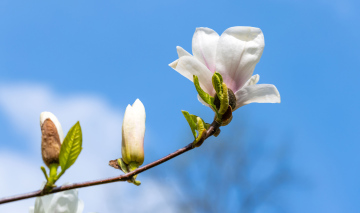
[234,84,280,110]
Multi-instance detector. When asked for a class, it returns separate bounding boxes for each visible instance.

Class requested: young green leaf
[189,114,208,130]
[189,114,198,124]
[218,82,229,115]
[196,117,205,136]
[194,117,206,147]
[214,72,223,83]
[59,121,83,172]
[117,158,129,173]
[193,75,215,105]
[212,72,224,97]
[132,180,141,186]
[182,110,197,139]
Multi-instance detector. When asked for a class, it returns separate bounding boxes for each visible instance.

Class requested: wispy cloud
[0,83,177,212]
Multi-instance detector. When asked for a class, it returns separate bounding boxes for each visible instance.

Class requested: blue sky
[0,0,359,212]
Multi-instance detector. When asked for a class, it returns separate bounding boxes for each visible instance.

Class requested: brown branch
[0,120,221,205]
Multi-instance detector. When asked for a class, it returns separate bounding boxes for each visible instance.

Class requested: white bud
[121,99,146,166]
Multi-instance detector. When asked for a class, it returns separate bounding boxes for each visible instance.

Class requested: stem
[47,163,58,185]
[0,120,221,205]
[42,163,59,194]
[49,164,58,178]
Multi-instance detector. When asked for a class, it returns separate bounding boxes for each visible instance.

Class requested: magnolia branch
[0,120,221,205]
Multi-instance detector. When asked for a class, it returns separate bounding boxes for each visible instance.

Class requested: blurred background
[0,0,359,212]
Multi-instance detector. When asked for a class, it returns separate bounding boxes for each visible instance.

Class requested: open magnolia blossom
[29,182,84,213]
[169,26,280,111]
[40,111,65,167]
[121,99,146,168]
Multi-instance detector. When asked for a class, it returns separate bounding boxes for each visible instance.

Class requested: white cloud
[0,152,39,212]
[0,83,178,212]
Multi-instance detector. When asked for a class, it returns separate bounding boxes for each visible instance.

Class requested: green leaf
[189,114,198,124]
[212,72,224,97]
[133,180,141,186]
[218,82,229,115]
[117,158,129,173]
[193,75,215,105]
[193,75,219,112]
[182,110,197,139]
[196,117,205,136]
[193,117,206,147]
[59,121,83,172]
[190,115,208,129]
[214,72,223,83]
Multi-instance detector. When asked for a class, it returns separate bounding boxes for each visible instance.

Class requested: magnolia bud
[121,99,146,168]
[40,112,64,167]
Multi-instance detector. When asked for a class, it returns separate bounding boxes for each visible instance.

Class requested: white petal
[169,46,192,69]
[48,189,80,213]
[131,99,146,138]
[40,112,64,143]
[216,27,265,92]
[177,46,191,58]
[170,56,214,95]
[243,74,260,87]
[192,27,219,72]
[34,196,47,213]
[169,59,178,69]
[132,99,146,118]
[34,183,83,213]
[234,84,280,110]
[76,200,84,213]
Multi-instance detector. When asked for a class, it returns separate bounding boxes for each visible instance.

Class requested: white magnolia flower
[122,99,146,167]
[29,183,84,213]
[40,112,65,167]
[169,26,280,111]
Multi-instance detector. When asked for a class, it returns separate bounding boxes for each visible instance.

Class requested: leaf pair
[212,73,229,115]
[181,111,209,147]
[193,73,229,118]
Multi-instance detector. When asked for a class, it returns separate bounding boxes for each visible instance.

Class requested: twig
[0,120,221,205]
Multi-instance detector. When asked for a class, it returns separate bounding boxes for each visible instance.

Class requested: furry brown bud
[40,112,64,167]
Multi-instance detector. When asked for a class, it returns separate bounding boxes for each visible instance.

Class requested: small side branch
[0,120,221,205]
